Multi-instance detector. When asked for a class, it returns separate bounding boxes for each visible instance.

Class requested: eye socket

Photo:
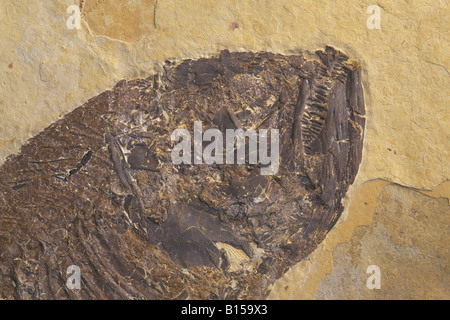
[127,145,159,171]
[127,145,148,169]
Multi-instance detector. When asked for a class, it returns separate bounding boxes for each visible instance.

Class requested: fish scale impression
[0,46,365,299]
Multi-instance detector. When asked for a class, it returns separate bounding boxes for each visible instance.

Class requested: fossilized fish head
[0,46,365,299]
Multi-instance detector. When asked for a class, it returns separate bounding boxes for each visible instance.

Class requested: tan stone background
[0,0,448,299]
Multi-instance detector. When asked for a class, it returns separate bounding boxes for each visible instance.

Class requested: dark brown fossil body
[0,46,365,299]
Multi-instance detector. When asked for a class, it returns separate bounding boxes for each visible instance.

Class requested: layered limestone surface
[313,183,449,300]
[269,180,449,299]
[0,0,448,299]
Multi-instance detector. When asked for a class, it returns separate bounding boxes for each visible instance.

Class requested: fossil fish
[0,46,365,299]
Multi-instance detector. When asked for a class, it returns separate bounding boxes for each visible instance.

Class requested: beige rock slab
[269,180,449,299]
[313,182,449,300]
[0,0,448,299]
[82,0,156,42]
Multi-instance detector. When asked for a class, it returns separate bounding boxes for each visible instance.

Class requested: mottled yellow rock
[269,180,449,299]
[82,0,156,42]
[313,183,449,300]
